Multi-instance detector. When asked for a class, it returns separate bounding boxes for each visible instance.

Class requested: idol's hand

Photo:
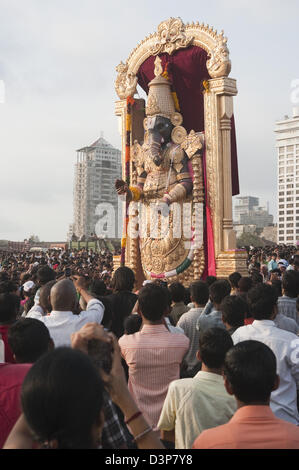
[115,179,128,195]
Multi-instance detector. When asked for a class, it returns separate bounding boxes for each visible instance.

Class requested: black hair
[209,280,231,305]
[271,279,282,298]
[37,266,56,286]
[205,276,217,287]
[8,318,52,363]
[198,327,233,369]
[238,277,252,293]
[247,284,278,320]
[89,279,107,297]
[168,282,186,303]
[282,271,299,298]
[190,281,209,306]
[0,292,20,324]
[228,272,242,289]
[251,272,263,286]
[138,283,168,321]
[111,267,135,292]
[124,314,143,335]
[39,280,56,314]
[296,296,299,313]
[224,340,277,403]
[21,347,104,449]
[0,281,19,294]
[220,295,247,328]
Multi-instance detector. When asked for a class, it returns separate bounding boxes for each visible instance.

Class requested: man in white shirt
[232,283,299,425]
[28,277,104,347]
[157,328,237,449]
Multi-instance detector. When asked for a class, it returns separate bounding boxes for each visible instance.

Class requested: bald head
[50,279,77,312]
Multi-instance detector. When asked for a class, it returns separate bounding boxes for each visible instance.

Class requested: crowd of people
[0,244,299,449]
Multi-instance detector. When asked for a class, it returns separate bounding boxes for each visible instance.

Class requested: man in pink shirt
[119,283,189,430]
[193,340,299,449]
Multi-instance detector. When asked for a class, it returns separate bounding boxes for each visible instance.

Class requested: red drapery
[137,45,239,277]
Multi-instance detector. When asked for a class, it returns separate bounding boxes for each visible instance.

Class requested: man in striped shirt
[119,283,189,431]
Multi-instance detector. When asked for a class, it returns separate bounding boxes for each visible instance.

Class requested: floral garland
[120,96,135,266]
[145,230,196,279]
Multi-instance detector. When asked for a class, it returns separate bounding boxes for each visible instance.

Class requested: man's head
[209,280,231,308]
[8,318,54,363]
[21,347,104,449]
[197,327,233,371]
[138,283,168,323]
[0,292,20,325]
[50,279,77,312]
[221,295,248,330]
[251,271,263,286]
[168,282,186,304]
[39,280,56,314]
[228,272,242,290]
[223,340,279,405]
[37,266,56,287]
[282,271,299,298]
[247,284,278,320]
[190,281,209,307]
[238,277,252,293]
[111,267,135,292]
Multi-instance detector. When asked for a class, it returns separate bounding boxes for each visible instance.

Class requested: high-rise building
[73,136,121,239]
[275,108,299,245]
[234,196,260,224]
[234,196,273,228]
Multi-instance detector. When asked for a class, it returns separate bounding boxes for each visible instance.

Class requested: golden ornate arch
[114,18,248,281]
[115,17,231,100]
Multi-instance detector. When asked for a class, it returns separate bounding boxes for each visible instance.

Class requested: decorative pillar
[219,94,236,251]
[205,78,247,277]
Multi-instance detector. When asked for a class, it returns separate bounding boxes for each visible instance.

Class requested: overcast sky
[0,0,298,241]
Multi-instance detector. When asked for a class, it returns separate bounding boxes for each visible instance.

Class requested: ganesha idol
[113,18,248,285]
[116,56,205,284]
